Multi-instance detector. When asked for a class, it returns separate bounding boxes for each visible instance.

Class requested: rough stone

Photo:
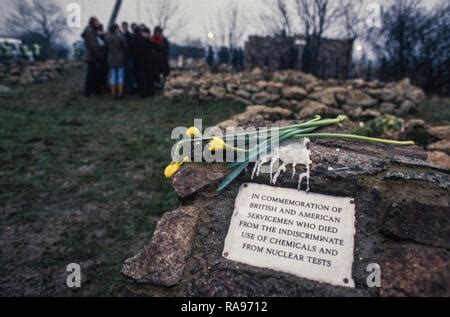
[396,100,416,116]
[281,86,307,100]
[244,84,259,93]
[405,86,426,102]
[209,86,226,99]
[309,87,345,106]
[427,151,450,169]
[380,245,449,297]
[382,201,450,249]
[235,89,251,100]
[367,88,397,102]
[171,163,227,199]
[379,102,396,114]
[252,91,271,104]
[217,119,240,130]
[122,206,201,287]
[298,100,329,119]
[266,82,283,94]
[226,82,238,92]
[346,90,378,108]
[427,140,450,154]
[256,80,268,90]
[427,126,450,140]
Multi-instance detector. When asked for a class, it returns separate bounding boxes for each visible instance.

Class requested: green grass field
[0,68,246,296]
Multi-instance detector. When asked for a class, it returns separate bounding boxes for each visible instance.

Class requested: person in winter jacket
[81,17,102,95]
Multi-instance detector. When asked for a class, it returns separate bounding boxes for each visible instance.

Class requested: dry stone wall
[0,60,83,87]
[165,68,426,121]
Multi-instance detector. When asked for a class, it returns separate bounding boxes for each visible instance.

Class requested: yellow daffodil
[186,127,201,138]
[208,137,227,152]
[164,156,189,178]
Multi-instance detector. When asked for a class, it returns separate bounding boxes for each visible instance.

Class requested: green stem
[175,115,328,148]
[292,133,415,145]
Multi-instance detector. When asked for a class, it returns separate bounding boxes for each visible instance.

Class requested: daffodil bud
[208,137,227,152]
[164,156,190,178]
[186,127,201,138]
[164,163,179,178]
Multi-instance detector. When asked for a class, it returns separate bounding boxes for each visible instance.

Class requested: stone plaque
[223,183,356,288]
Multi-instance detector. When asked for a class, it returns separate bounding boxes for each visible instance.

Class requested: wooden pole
[108,0,123,28]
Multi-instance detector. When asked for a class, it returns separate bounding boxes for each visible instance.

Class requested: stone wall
[165,68,426,121]
[0,60,83,86]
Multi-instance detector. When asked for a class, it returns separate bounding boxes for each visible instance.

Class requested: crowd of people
[82,17,170,99]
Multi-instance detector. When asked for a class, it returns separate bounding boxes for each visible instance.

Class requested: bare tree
[368,0,424,76]
[204,8,227,47]
[259,0,295,36]
[5,0,66,53]
[294,0,342,74]
[337,0,365,39]
[205,1,246,49]
[146,0,188,38]
[368,0,450,94]
[225,1,246,49]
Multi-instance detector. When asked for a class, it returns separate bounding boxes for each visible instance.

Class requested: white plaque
[223,183,356,288]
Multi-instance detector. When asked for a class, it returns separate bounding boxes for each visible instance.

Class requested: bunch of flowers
[165,115,414,191]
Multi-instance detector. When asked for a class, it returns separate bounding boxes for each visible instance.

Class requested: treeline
[368,0,450,95]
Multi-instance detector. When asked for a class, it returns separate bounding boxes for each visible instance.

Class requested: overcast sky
[59,0,267,44]
[0,0,444,46]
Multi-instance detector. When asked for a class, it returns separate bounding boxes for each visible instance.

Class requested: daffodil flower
[164,156,189,178]
[186,127,201,138]
[208,136,249,153]
[208,137,227,152]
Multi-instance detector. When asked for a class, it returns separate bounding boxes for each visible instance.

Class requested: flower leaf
[217,162,249,192]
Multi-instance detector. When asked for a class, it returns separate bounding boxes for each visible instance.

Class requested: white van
[0,38,23,59]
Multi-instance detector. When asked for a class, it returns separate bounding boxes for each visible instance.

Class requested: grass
[0,68,246,296]
[418,97,450,125]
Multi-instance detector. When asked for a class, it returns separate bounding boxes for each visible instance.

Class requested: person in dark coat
[151,26,170,89]
[105,24,127,99]
[121,22,135,94]
[96,23,108,92]
[206,46,214,68]
[81,17,102,95]
[133,27,158,97]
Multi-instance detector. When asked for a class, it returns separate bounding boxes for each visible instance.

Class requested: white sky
[59,0,267,45]
[0,0,444,46]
